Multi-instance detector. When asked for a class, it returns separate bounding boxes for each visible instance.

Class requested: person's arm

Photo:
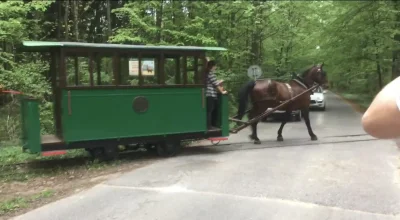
[361,76,400,139]
[209,72,227,94]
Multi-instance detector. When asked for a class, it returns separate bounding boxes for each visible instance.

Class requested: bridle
[292,65,323,89]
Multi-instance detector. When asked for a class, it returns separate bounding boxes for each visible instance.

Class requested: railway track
[0,148,160,178]
[0,139,206,175]
[1,135,374,178]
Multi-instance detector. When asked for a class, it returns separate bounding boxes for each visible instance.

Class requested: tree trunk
[88,1,101,43]
[64,0,70,40]
[392,50,400,80]
[250,1,260,64]
[73,0,79,41]
[106,0,112,40]
[155,0,163,43]
[57,0,62,40]
[172,0,175,25]
[392,0,400,79]
[376,58,382,90]
[228,11,236,69]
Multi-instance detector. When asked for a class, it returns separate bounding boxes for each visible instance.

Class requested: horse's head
[307,63,328,86]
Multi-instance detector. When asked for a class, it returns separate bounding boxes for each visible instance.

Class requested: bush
[0,61,54,143]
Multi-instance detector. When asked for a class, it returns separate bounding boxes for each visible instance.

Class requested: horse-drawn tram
[16,41,230,159]
[8,41,326,160]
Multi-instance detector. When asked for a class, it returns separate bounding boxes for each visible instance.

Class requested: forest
[1,0,400,143]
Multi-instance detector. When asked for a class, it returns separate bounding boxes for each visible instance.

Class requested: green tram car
[19,41,229,159]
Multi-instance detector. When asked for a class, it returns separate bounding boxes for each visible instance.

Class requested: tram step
[41,134,63,144]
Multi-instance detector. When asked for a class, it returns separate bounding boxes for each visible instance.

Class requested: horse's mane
[300,65,316,78]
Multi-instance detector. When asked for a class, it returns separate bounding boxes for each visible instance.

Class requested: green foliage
[0,0,54,142]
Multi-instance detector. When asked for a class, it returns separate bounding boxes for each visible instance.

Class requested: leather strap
[285,83,293,99]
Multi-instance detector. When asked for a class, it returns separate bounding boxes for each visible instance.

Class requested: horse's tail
[235,80,256,120]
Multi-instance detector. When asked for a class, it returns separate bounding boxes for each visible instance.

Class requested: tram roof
[21,41,228,52]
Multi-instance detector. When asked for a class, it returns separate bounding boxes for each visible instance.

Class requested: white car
[310,86,326,110]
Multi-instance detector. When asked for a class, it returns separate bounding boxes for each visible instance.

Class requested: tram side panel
[219,94,229,137]
[20,97,41,153]
[60,87,208,142]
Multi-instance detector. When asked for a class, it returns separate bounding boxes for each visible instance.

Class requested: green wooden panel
[61,88,207,142]
[20,98,41,153]
[220,94,229,137]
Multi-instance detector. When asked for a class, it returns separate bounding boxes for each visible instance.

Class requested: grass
[0,145,87,165]
[329,88,374,112]
[0,145,107,182]
[339,93,373,111]
[0,143,149,183]
[0,144,143,217]
[0,189,55,216]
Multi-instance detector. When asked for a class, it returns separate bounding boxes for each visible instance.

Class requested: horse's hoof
[311,136,318,141]
[277,136,284,142]
[254,140,261,144]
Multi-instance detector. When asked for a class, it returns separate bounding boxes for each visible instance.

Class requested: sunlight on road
[158,184,190,193]
[314,112,325,126]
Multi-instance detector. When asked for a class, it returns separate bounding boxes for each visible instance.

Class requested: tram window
[141,57,158,85]
[186,56,202,84]
[93,56,115,85]
[164,58,181,85]
[197,57,205,84]
[66,56,90,86]
[119,56,139,86]
[120,56,158,86]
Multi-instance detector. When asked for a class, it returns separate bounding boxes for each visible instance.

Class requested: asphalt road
[14,92,400,220]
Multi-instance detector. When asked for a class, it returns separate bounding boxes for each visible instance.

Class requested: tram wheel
[156,140,182,157]
[102,145,119,161]
[145,143,158,154]
[86,146,118,161]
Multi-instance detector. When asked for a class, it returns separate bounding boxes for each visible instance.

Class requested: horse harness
[254,78,312,104]
[284,83,294,99]
[292,79,308,90]
[292,77,314,95]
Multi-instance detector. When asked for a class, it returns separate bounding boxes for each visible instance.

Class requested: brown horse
[235,64,328,144]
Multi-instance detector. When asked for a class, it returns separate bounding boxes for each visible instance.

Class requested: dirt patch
[331,90,368,114]
[0,156,157,219]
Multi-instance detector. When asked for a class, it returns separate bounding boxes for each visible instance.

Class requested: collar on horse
[292,75,314,95]
[292,75,309,89]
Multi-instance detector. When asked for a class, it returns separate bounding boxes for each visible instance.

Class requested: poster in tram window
[128,59,155,76]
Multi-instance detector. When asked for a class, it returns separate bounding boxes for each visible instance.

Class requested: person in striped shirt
[206,60,227,130]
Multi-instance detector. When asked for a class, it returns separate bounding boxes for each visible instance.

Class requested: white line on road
[99,183,399,218]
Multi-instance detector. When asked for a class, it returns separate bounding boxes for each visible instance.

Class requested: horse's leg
[301,108,318,141]
[248,109,261,144]
[277,110,291,141]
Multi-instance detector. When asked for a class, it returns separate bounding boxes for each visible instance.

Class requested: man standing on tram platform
[205,60,227,130]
